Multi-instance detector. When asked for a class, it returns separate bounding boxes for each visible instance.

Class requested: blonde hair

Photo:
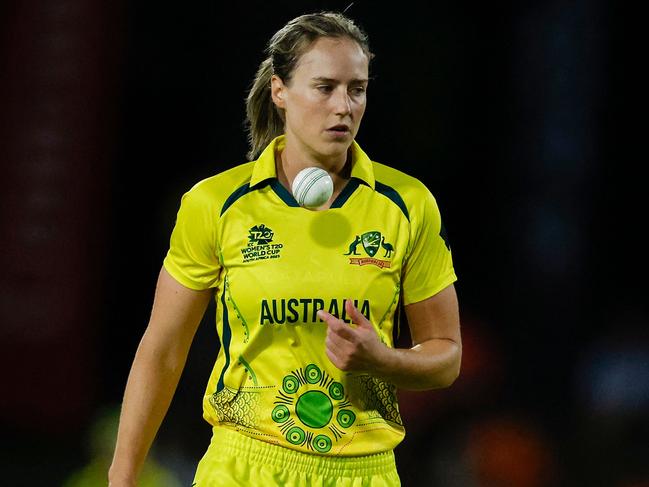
[245,12,373,160]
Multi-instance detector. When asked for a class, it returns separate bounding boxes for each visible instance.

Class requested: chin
[320,139,352,156]
[319,147,349,162]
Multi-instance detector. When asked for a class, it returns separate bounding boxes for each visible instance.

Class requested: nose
[332,87,352,116]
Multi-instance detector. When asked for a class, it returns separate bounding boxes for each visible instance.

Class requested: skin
[319,285,461,390]
[109,269,212,487]
[271,36,369,208]
[109,34,461,486]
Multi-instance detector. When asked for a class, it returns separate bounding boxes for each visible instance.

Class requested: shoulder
[371,161,437,220]
[181,160,256,211]
[372,161,430,193]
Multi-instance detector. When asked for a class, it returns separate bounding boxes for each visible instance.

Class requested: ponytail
[245,58,284,161]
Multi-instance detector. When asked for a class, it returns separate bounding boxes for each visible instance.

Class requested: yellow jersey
[163,136,456,456]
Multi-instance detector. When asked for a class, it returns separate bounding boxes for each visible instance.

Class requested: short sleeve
[401,187,457,305]
[163,187,221,290]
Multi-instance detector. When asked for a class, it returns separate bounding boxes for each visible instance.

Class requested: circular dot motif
[272,404,290,423]
[336,409,356,428]
[313,434,332,453]
[328,381,344,400]
[295,391,333,429]
[275,365,355,453]
[282,375,300,394]
[286,426,306,445]
[304,364,322,384]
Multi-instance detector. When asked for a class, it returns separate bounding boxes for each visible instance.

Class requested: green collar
[249,135,375,189]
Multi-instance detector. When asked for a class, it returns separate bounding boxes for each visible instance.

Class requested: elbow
[411,365,459,391]
[429,344,462,390]
[439,358,461,388]
[444,344,462,386]
[395,340,462,391]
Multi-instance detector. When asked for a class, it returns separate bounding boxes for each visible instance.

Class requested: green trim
[376,284,401,339]
[375,181,410,221]
[270,179,300,207]
[330,178,361,208]
[225,276,249,342]
[215,286,231,393]
[221,182,252,216]
[238,355,258,386]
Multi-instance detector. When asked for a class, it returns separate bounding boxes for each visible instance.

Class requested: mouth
[326,124,351,136]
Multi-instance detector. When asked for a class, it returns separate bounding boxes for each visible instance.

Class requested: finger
[317,309,336,324]
[325,342,343,368]
[345,299,373,329]
[319,309,357,341]
[325,332,338,353]
[329,319,357,341]
[326,327,351,350]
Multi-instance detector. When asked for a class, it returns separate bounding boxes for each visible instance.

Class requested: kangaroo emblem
[344,235,362,255]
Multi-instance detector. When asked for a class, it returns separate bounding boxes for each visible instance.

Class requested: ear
[270,74,286,109]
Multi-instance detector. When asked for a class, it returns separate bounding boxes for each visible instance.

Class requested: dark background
[1,1,645,486]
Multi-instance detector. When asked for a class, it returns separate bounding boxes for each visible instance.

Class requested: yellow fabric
[193,427,400,486]
[164,135,456,457]
[248,137,375,189]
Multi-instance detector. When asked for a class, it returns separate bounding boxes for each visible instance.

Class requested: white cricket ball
[291,167,334,209]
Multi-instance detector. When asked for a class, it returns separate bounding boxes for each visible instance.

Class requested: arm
[319,284,461,391]
[108,267,213,487]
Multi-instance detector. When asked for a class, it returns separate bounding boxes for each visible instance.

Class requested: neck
[276,142,352,208]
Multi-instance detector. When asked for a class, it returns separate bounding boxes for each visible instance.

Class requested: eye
[316,85,334,93]
[349,86,366,96]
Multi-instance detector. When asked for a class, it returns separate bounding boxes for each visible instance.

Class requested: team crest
[344,231,394,268]
[361,231,380,257]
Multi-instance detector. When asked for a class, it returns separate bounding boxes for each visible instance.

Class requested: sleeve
[401,186,457,305]
[163,186,221,290]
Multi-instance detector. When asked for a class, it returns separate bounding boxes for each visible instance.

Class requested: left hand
[317,300,389,372]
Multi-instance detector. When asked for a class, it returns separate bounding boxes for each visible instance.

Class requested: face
[271,36,369,164]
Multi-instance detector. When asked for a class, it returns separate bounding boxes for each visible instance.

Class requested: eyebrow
[311,77,369,84]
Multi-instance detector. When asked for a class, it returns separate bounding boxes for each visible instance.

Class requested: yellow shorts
[193,427,401,486]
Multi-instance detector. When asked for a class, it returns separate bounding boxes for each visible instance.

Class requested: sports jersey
[163,135,456,456]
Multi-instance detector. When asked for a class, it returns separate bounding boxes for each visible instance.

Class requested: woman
[109,11,461,487]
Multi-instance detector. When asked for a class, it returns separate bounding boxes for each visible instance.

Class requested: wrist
[371,342,398,379]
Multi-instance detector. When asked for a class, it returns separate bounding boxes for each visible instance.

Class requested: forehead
[292,36,369,81]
